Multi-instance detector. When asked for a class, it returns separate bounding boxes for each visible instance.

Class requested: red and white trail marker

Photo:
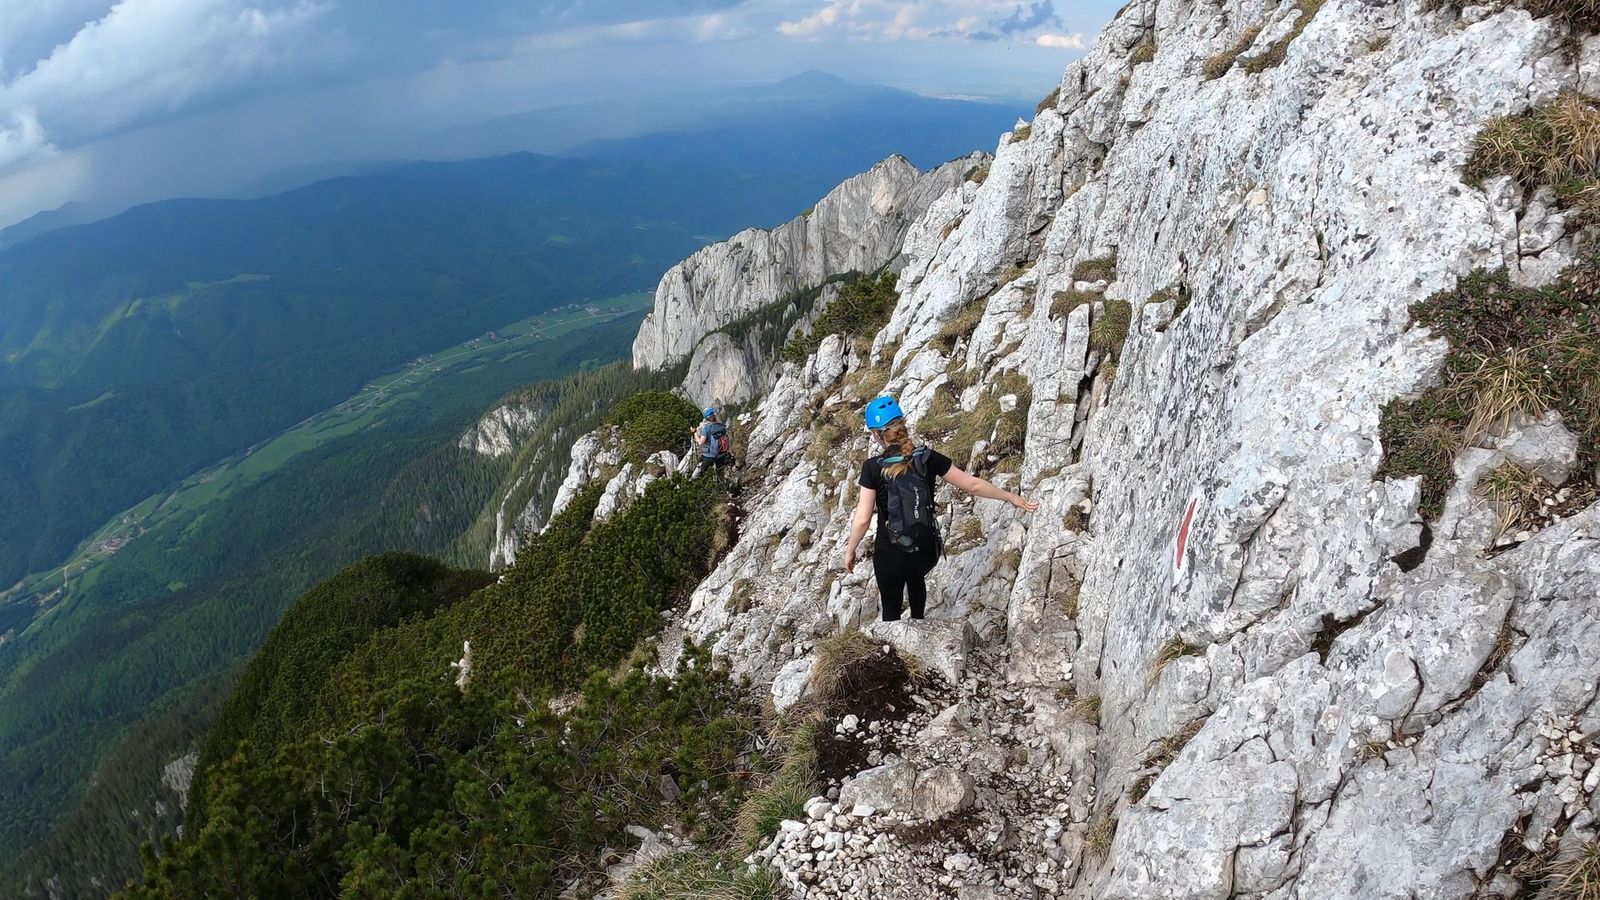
[1174,496,1199,576]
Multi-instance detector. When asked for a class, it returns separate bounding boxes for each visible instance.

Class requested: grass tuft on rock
[1541,841,1600,900]
[966,163,991,185]
[1153,635,1205,677]
[620,851,786,900]
[1131,37,1156,65]
[1435,0,1600,31]
[1476,462,1556,540]
[1069,694,1102,724]
[1071,252,1119,283]
[934,302,988,354]
[1241,0,1325,74]
[1010,123,1033,143]
[1085,814,1117,859]
[1090,300,1134,357]
[734,723,817,851]
[1465,92,1600,222]
[1051,289,1097,320]
[1376,264,1598,518]
[1202,25,1263,80]
[1036,87,1061,115]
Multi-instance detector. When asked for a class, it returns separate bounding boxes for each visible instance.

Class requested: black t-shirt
[859,448,953,545]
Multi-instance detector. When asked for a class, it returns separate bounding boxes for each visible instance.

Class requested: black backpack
[882,447,937,552]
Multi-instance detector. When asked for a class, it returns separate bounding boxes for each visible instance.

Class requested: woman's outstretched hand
[844,545,857,572]
[1011,494,1040,512]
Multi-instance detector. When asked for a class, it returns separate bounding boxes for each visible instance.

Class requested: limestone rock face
[458,400,544,457]
[631,153,985,373]
[533,0,1600,896]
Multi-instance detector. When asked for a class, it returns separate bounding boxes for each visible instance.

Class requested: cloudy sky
[0,0,1119,228]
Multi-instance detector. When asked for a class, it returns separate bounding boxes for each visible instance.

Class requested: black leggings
[873,539,941,621]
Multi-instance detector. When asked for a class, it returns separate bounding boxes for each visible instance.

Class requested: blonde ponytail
[878,419,918,478]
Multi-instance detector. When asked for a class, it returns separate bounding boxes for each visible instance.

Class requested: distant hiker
[844,394,1039,622]
[692,405,735,486]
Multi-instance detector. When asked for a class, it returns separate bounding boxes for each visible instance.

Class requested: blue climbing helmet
[703,407,717,420]
[864,395,904,430]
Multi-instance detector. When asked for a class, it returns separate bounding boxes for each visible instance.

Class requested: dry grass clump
[620,851,786,900]
[1130,38,1156,65]
[1085,814,1118,859]
[733,722,818,851]
[1056,577,1081,619]
[966,163,991,184]
[1090,299,1134,356]
[1476,462,1556,539]
[1069,694,1102,724]
[1202,25,1263,80]
[1436,0,1600,31]
[946,365,980,393]
[947,517,984,553]
[1241,0,1325,74]
[1010,123,1033,143]
[1052,289,1097,320]
[1152,634,1206,678]
[1540,841,1600,900]
[807,629,881,705]
[1377,265,1598,518]
[934,302,987,353]
[1071,252,1119,283]
[727,578,758,614]
[1466,92,1600,221]
[1367,34,1392,53]
[1036,86,1061,115]
[1144,717,1206,771]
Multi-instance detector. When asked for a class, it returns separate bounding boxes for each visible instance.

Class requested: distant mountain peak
[774,70,852,88]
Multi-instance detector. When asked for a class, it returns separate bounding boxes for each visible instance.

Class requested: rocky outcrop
[631,154,985,373]
[543,0,1600,896]
[458,400,546,457]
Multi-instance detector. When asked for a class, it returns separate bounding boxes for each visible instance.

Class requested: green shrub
[783,271,899,362]
[135,647,758,899]
[1376,265,1598,518]
[609,390,704,460]
[1202,25,1263,80]
[186,554,492,820]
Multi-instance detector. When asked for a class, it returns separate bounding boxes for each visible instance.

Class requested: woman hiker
[691,405,734,486]
[843,394,1040,622]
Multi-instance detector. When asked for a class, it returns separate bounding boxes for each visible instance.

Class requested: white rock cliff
[631,153,986,373]
[533,0,1600,896]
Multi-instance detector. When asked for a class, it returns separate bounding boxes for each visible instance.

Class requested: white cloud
[776,1,1085,44]
[0,0,332,172]
[777,0,847,38]
[1034,32,1084,48]
[0,107,57,169]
